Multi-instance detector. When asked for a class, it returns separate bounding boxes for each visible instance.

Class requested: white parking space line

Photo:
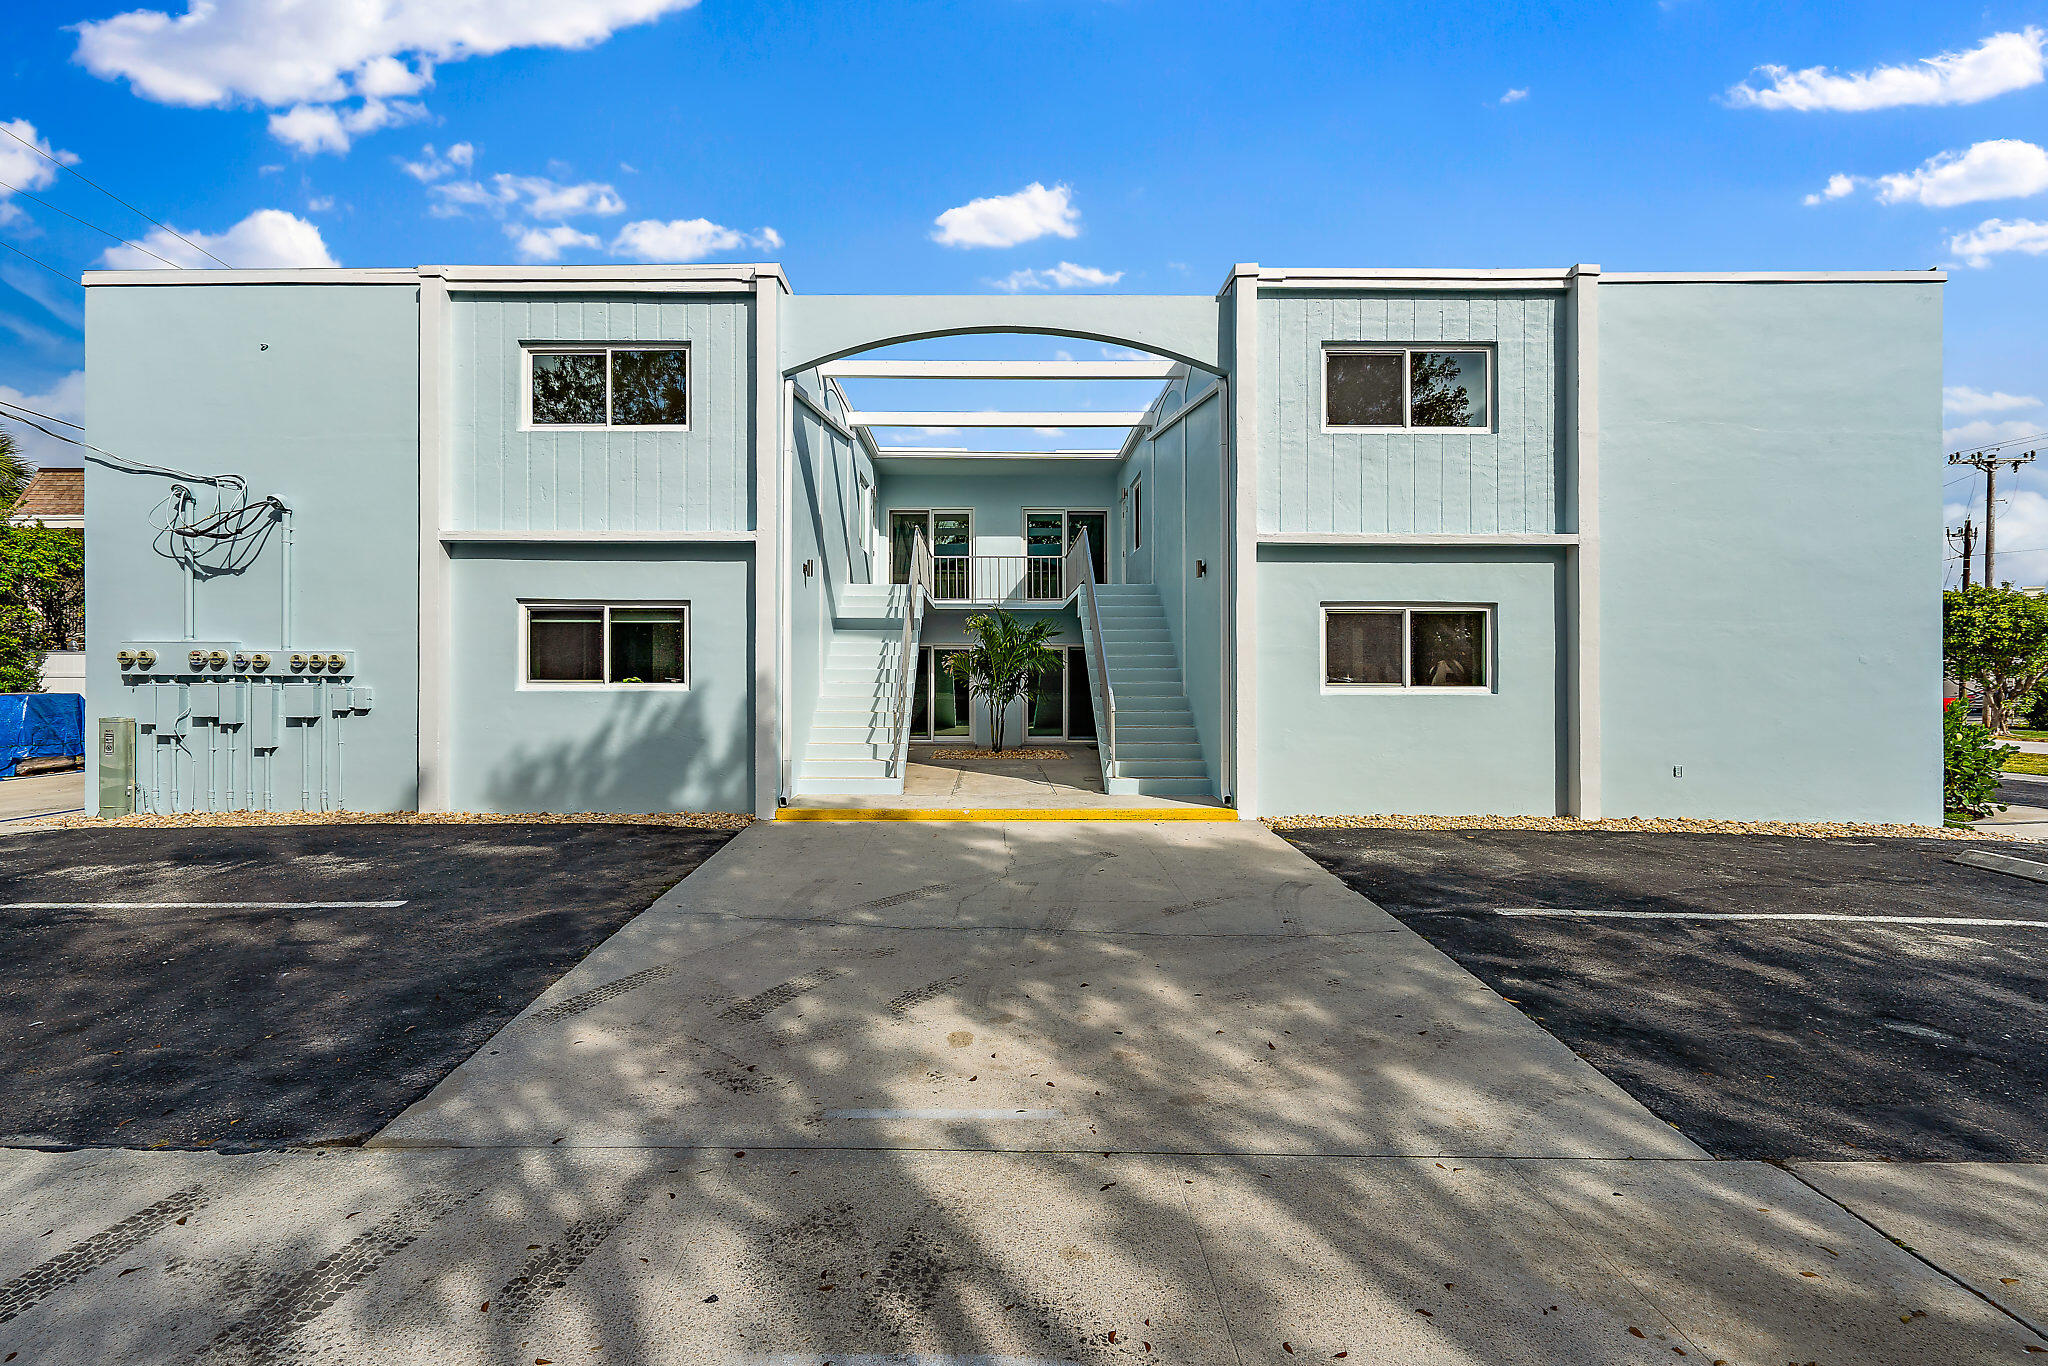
[1486,909,2048,928]
[823,1108,1066,1121]
[2,900,409,909]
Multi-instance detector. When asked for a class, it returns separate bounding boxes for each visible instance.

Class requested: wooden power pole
[1949,517,1978,588]
[1949,448,2036,586]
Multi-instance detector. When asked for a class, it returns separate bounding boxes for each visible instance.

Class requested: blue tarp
[1,692,84,778]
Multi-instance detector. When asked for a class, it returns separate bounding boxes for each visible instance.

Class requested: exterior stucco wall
[873,464,1120,567]
[1124,371,1228,797]
[1596,280,1942,823]
[1258,290,1565,536]
[84,281,422,813]
[449,291,755,533]
[1255,546,1566,816]
[789,376,877,778]
[446,545,754,813]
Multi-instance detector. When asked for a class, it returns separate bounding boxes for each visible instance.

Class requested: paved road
[0,823,735,1149]
[1,820,2043,1363]
[1283,827,2048,1160]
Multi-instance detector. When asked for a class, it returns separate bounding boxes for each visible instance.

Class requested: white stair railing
[888,531,935,778]
[1062,530,1117,779]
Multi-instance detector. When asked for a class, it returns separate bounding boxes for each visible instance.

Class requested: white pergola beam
[819,359,1177,380]
[874,447,1124,459]
[848,410,1149,428]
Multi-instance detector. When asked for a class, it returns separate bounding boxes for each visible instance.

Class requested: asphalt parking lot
[0,823,737,1151]
[1281,828,2048,1161]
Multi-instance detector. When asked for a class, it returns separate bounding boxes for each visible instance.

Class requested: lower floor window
[525,602,689,686]
[1324,605,1489,689]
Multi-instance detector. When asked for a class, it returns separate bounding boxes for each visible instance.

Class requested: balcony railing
[927,554,1071,605]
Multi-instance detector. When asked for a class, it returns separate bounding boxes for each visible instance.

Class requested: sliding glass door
[1026,646,1097,741]
[910,647,974,741]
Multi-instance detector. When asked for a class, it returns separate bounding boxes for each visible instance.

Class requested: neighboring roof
[6,468,84,526]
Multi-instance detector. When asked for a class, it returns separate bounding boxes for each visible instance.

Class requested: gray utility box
[98,717,135,817]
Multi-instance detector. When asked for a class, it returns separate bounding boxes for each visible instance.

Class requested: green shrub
[1945,696,2014,818]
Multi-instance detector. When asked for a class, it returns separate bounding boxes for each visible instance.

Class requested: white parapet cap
[1235,264,1946,291]
[81,263,792,291]
[818,359,1177,380]
[848,410,1148,428]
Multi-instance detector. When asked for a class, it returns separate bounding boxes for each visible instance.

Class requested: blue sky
[4,2,2047,575]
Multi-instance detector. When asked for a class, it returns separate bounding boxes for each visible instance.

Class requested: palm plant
[946,609,1062,753]
[0,431,27,513]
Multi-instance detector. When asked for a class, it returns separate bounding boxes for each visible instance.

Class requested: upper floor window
[1324,347,1489,431]
[525,344,689,430]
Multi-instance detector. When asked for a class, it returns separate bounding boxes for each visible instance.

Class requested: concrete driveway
[2,820,2043,1364]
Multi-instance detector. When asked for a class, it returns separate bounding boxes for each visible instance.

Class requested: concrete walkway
[787,748,1230,812]
[3,820,2044,1363]
[0,769,84,823]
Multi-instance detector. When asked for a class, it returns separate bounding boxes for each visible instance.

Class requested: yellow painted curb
[774,806,1237,823]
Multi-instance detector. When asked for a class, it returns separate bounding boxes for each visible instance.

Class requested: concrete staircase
[1083,584,1214,798]
[794,584,915,796]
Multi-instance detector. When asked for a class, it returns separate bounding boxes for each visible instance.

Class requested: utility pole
[1949,517,1978,589]
[1949,447,2036,586]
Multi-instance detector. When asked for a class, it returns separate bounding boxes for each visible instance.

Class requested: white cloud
[0,118,80,225]
[1873,140,2048,207]
[990,261,1124,292]
[97,208,337,269]
[1945,417,2046,449]
[75,0,699,153]
[401,141,474,182]
[1946,386,2042,416]
[932,182,1081,249]
[431,172,624,219]
[1803,173,1859,206]
[267,97,423,155]
[1949,216,2048,267]
[1498,87,1529,104]
[609,218,780,262]
[305,194,334,212]
[0,370,84,469]
[1729,28,2046,111]
[509,224,601,263]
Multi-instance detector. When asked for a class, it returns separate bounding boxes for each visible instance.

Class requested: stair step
[1116,760,1210,778]
[802,758,894,777]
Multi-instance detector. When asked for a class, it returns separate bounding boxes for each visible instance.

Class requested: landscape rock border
[1263,813,2006,840]
[12,809,755,834]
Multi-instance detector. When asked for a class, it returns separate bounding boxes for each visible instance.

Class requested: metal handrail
[1062,530,1117,778]
[887,531,935,778]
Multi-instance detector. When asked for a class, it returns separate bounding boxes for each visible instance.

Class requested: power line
[0,122,233,269]
[0,397,81,429]
[0,238,81,287]
[0,175,182,269]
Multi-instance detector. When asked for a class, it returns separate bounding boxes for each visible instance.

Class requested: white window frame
[521,343,691,432]
[1127,477,1144,551]
[1320,603,1493,694]
[519,600,691,691]
[1321,345,1493,434]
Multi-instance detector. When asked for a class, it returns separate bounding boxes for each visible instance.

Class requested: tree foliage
[946,609,1063,753]
[0,523,84,689]
[1942,585,2048,735]
[1944,695,2013,817]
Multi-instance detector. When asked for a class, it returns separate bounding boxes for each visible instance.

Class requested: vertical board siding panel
[1471,297,1496,533]
[1299,298,1324,533]
[1259,297,1280,534]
